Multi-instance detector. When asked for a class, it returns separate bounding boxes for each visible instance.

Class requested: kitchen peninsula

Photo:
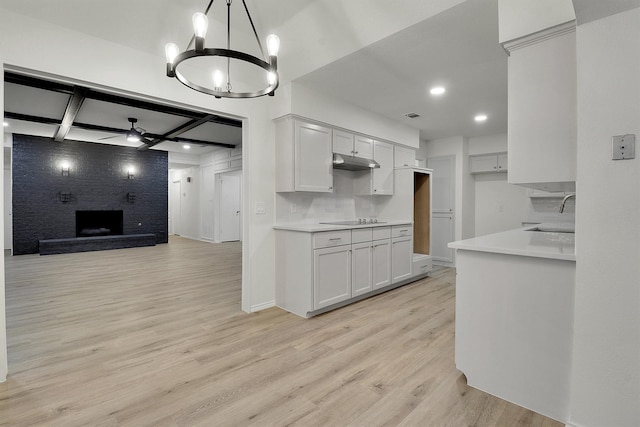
[449,226,576,423]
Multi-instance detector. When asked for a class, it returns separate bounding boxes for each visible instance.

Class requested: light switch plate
[612,134,635,160]
[255,202,266,214]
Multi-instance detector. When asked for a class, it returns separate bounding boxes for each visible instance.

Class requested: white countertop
[448,224,576,261]
[273,220,412,233]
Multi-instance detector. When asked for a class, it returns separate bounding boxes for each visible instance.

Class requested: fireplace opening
[76,210,124,237]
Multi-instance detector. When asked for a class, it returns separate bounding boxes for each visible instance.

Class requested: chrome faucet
[559,193,576,213]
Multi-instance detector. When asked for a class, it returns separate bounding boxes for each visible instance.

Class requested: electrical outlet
[290,204,297,214]
[612,134,635,160]
[255,202,266,214]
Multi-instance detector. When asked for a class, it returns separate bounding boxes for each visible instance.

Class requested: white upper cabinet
[428,155,455,213]
[394,145,416,168]
[276,117,333,193]
[333,130,374,159]
[504,24,576,192]
[469,152,508,174]
[354,135,374,159]
[372,141,394,195]
[332,129,355,156]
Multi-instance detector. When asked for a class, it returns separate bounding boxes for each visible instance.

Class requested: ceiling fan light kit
[165,0,280,99]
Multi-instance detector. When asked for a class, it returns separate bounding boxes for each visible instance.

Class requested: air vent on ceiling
[404,112,420,119]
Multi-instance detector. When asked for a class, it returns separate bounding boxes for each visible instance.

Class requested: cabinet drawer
[313,230,352,249]
[372,226,391,240]
[352,228,373,244]
[391,225,413,238]
[413,256,433,275]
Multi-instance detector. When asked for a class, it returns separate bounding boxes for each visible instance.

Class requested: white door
[427,155,455,213]
[431,213,454,264]
[313,245,351,309]
[170,180,181,236]
[372,239,392,289]
[201,165,215,241]
[351,241,372,297]
[219,173,241,242]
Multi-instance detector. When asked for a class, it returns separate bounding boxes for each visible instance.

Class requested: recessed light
[2,121,8,127]
[183,144,191,150]
[430,86,446,95]
[474,114,488,122]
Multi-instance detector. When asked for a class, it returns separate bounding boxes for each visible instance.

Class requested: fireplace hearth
[76,210,123,237]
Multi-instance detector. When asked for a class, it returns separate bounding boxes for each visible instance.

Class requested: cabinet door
[507,31,576,190]
[427,155,455,213]
[394,145,416,168]
[372,239,392,289]
[313,245,351,309]
[354,135,374,159]
[391,237,412,283]
[295,121,333,192]
[333,129,355,156]
[497,153,508,172]
[431,214,454,264]
[352,242,372,297]
[372,141,394,195]
[469,154,498,173]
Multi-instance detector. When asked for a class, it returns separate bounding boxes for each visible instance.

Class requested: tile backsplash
[276,170,377,223]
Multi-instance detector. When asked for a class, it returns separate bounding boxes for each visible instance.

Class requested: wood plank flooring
[0,236,562,426]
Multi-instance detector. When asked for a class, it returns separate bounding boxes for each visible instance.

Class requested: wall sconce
[61,162,70,176]
[59,192,72,203]
[127,166,135,180]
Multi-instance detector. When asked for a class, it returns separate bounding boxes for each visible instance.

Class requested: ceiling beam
[140,115,221,149]
[5,71,242,128]
[54,87,87,142]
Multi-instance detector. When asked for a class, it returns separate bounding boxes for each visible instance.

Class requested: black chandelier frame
[165,0,279,99]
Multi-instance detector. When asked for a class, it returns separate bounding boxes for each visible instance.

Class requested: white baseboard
[251,300,275,312]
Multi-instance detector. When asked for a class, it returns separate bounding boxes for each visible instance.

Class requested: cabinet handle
[329,186,333,190]
[328,238,342,241]
[399,229,409,233]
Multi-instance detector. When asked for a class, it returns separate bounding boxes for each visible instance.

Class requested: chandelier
[165,0,280,99]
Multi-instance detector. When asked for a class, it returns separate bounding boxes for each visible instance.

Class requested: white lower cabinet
[372,239,392,289]
[351,242,373,297]
[275,223,413,318]
[391,236,413,283]
[313,245,352,309]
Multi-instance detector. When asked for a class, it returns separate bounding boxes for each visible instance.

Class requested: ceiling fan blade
[97,134,121,141]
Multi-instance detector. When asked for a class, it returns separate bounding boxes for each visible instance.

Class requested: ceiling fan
[98,117,153,144]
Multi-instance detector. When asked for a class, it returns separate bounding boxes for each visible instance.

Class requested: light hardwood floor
[1,236,562,426]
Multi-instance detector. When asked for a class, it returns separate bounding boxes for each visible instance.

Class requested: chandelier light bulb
[267,71,277,85]
[192,12,209,38]
[165,43,179,64]
[266,34,280,57]
[212,70,224,89]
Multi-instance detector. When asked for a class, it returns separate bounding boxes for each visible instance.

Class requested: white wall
[286,82,420,149]
[0,69,7,382]
[569,8,640,427]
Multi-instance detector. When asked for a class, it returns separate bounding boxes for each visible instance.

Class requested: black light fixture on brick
[165,0,280,99]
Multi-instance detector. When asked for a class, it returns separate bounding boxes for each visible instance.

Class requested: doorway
[218,172,242,242]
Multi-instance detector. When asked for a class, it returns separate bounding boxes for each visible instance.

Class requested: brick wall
[12,134,168,254]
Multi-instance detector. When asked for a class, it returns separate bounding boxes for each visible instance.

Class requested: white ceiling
[9,0,630,144]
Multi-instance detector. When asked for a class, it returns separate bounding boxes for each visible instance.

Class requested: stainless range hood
[332,153,380,171]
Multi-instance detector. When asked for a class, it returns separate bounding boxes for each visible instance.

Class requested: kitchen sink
[527,226,575,233]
